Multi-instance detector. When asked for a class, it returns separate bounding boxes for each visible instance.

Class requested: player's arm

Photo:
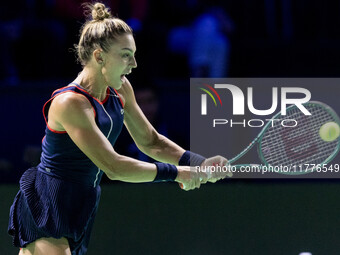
[118,79,232,181]
[48,92,199,188]
[48,93,157,182]
[118,79,186,165]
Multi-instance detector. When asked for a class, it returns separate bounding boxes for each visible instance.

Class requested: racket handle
[179,173,209,190]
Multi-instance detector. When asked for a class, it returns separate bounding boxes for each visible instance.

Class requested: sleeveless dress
[8,83,124,255]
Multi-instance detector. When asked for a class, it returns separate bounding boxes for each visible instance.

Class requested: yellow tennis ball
[319,121,340,142]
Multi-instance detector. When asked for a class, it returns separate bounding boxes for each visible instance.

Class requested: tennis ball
[319,121,340,142]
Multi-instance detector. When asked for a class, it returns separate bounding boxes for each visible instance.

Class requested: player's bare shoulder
[48,91,95,131]
[117,78,135,108]
[51,92,92,113]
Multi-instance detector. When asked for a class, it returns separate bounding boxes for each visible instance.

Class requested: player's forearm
[105,154,158,182]
[137,133,186,165]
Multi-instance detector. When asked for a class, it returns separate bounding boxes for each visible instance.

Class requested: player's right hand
[201,155,233,183]
[175,166,208,191]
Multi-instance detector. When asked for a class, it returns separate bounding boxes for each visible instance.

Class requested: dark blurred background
[1,0,340,254]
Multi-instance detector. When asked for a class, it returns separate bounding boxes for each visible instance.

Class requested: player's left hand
[200,155,233,183]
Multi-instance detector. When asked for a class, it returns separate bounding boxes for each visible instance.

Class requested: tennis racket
[227,101,340,175]
[180,101,340,189]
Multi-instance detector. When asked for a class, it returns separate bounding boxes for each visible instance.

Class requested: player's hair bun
[91,2,111,21]
[77,2,132,66]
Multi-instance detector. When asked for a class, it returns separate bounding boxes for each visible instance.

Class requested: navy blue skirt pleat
[8,167,101,255]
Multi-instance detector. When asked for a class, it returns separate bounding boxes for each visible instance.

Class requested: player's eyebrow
[121,48,135,53]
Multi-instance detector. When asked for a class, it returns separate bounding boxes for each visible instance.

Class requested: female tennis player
[8,2,230,255]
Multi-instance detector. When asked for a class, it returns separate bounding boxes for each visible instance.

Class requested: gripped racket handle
[179,163,233,189]
[179,171,212,190]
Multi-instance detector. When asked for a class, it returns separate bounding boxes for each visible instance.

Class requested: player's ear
[93,49,104,65]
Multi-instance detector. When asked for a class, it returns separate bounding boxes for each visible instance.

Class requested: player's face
[102,33,137,89]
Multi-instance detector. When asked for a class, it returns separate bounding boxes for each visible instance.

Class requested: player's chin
[116,82,123,90]
[115,75,127,88]
[110,79,123,90]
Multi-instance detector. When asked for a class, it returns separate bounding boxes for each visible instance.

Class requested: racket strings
[267,110,324,153]
[265,112,334,165]
[266,109,336,165]
[260,104,339,168]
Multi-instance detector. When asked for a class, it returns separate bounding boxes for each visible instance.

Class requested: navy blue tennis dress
[8,83,124,254]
